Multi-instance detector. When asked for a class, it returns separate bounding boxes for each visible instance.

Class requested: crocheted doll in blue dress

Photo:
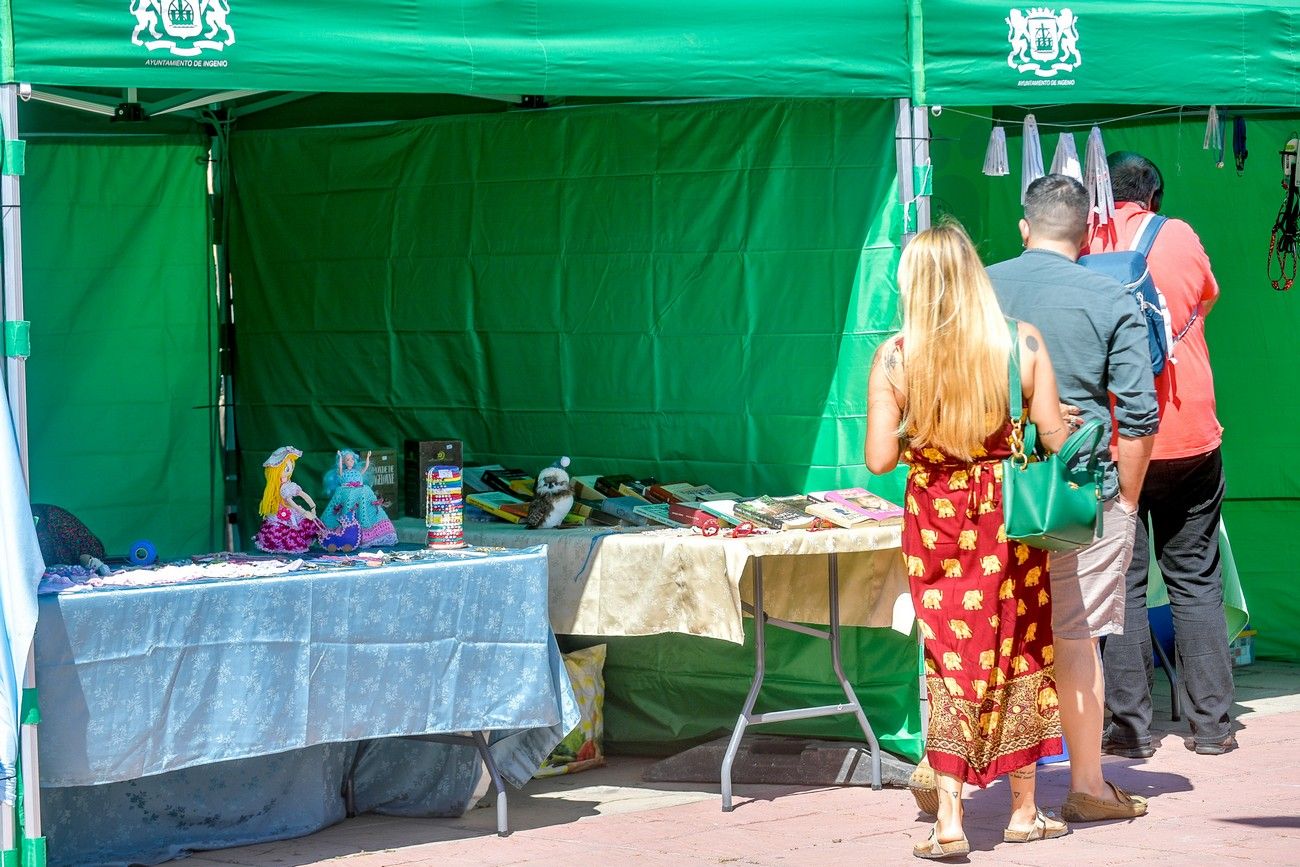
[321,449,398,548]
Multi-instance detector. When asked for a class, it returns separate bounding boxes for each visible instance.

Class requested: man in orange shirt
[1088,152,1235,757]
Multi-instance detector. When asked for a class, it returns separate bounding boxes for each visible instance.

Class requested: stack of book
[734,495,817,531]
[464,490,528,523]
[805,487,904,528]
[482,467,536,498]
[463,489,587,527]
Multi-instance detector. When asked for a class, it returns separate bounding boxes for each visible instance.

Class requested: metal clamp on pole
[4,321,30,359]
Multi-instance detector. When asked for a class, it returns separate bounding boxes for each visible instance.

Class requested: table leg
[721,559,767,812]
[343,740,370,818]
[827,553,881,790]
[721,553,889,811]
[470,730,510,837]
[353,733,510,836]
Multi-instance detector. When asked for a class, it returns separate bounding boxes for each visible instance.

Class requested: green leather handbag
[1001,321,1105,552]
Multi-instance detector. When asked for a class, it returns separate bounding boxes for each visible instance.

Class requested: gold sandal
[1004,809,1069,842]
[913,824,970,860]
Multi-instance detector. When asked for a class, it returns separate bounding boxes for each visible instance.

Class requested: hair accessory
[1203,105,1225,169]
[1083,126,1116,231]
[128,539,157,566]
[1050,133,1082,181]
[983,126,1009,177]
[1234,115,1249,175]
[552,456,571,469]
[263,446,303,467]
[1021,114,1045,203]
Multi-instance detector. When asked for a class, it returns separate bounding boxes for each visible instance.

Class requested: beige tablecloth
[396,517,910,645]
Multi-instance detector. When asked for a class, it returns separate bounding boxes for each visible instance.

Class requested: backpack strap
[1129,213,1201,351]
[1130,213,1168,256]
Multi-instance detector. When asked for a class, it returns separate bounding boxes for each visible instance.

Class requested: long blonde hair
[259,456,295,518]
[895,221,1011,460]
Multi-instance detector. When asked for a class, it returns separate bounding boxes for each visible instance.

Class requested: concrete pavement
[189,659,1300,866]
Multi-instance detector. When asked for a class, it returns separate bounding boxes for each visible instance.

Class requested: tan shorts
[1047,499,1138,640]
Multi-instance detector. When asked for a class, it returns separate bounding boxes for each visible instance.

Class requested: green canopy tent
[0,4,933,864]
[5,2,1300,863]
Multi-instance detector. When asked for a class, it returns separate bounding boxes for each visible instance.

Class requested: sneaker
[1184,734,1238,755]
[1100,737,1156,759]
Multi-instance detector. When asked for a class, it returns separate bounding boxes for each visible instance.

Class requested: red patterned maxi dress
[902,421,1063,786]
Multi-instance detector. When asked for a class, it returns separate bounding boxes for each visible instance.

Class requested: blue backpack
[1079,214,1197,376]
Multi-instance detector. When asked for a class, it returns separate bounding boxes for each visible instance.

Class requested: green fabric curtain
[21,138,220,558]
[562,623,923,762]
[8,1,908,97]
[228,98,903,525]
[931,109,1300,660]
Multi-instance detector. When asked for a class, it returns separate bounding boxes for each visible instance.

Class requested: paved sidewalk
[192,660,1300,866]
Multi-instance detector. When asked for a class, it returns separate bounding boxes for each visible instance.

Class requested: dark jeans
[1101,447,1233,747]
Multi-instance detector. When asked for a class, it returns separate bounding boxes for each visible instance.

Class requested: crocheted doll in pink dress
[254,446,323,554]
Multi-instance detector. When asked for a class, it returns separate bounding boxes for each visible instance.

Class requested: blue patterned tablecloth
[35,546,578,866]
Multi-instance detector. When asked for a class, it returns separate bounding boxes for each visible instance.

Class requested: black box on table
[366,448,399,512]
[404,439,462,518]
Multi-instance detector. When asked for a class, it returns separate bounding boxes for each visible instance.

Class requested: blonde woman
[866,222,1070,858]
[254,446,322,554]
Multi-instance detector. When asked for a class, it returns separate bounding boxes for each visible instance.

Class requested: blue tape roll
[128,540,157,566]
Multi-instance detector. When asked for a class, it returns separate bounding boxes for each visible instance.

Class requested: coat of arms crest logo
[131,0,236,57]
[1007,7,1080,78]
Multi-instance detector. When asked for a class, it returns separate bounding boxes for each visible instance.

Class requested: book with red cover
[668,501,713,525]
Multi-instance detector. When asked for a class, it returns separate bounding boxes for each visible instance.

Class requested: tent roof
[5,1,910,98]
[917,0,1300,108]
[8,1,1300,129]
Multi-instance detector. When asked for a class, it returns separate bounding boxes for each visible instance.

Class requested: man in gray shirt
[988,174,1158,822]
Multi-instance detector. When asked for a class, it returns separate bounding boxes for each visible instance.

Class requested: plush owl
[526,456,574,529]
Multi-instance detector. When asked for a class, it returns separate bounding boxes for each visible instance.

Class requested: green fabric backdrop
[21,138,220,558]
[931,108,1300,661]
[562,623,923,762]
[228,97,904,522]
[227,97,918,754]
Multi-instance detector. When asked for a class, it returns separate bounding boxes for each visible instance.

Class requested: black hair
[1108,151,1164,208]
[1023,173,1089,243]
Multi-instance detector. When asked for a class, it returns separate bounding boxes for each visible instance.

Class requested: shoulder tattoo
[1025,334,1039,353]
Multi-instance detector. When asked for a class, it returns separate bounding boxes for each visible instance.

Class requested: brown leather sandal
[1061,781,1148,822]
[913,824,970,860]
[1003,809,1070,842]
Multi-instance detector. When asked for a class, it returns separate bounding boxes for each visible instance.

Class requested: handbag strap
[1055,419,1106,473]
[1007,318,1106,473]
[1007,319,1022,421]
[1007,321,1033,461]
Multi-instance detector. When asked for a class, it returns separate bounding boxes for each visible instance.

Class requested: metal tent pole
[2,81,45,867]
[894,98,932,245]
[18,655,41,867]
[2,83,29,478]
[894,97,932,744]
